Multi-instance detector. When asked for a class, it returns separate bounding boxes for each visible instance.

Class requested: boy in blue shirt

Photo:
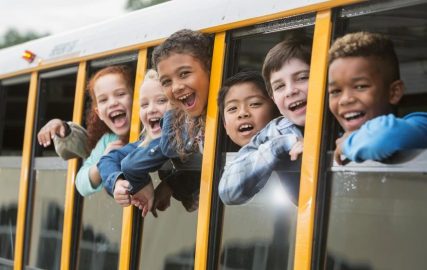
[328,32,427,164]
[219,36,311,205]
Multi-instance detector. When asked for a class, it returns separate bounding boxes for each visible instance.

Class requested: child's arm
[75,136,109,196]
[97,142,138,195]
[218,118,302,205]
[339,112,427,162]
[158,110,178,158]
[121,138,169,194]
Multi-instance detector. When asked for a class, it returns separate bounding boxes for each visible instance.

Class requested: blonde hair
[139,69,163,147]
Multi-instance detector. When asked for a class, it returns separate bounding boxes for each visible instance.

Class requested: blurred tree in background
[126,0,169,11]
[0,1,168,49]
[0,28,49,49]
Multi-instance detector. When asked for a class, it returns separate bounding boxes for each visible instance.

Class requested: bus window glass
[77,190,122,269]
[322,2,427,269]
[26,68,76,270]
[0,76,29,268]
[140,172,198,270]
[216,15,315,270]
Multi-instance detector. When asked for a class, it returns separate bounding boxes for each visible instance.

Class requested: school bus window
[76,57,137,270]
[138,42,207,270]
[24,67,77,270]
[0,75,29,268]
[215,14,315,270]
[35,67,77,157]
[318,2,427,270]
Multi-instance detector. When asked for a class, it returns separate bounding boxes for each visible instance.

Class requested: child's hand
[37,119,68,147]
[334,132,352,165]
[131,181,155,217]
[289,138,303,161]
[151,181,173,218]
[104,140,126,154]
[113,179,131,207]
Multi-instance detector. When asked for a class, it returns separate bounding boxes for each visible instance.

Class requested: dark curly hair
[86,65,133,149]
[329,32,400,85]
[152,29,212,72]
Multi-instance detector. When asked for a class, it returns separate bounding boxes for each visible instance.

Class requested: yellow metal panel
[118,49,147,270]
[294,9,332,270]
[194,32,226,270]
[0,0,362,81]
[60,61,87,270]
[14,72,38,270]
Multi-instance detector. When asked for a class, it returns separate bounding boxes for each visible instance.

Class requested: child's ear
[388,80,404,105]
[94,107,103,121]
[223,121,229,135]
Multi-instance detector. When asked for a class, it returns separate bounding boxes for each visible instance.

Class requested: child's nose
[285,84,299,98]
[339,92,355,106]
[172,81,184,94]
[238,107,250,119]
[108,98,119,107]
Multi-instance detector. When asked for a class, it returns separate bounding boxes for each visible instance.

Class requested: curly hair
[329,32,400,84]
[262,34,312,96]
[152,29,212,72]
[152,29,212,159]
[86,65,133,149]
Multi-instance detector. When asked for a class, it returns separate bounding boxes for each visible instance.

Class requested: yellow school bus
[1,0,426,269]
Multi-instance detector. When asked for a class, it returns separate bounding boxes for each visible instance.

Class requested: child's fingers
[334,148,343,165]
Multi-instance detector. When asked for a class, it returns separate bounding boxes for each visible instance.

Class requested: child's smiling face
[223,82,275,146]
[328,56,403,132]
[269,58,310,126]
[94,73,132,139]
[139,79,169,139]
[157,53,210,117]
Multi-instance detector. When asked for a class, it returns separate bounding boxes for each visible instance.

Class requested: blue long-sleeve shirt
[218,117,302,205]
[97,141,145,195]
[343,112,427,162]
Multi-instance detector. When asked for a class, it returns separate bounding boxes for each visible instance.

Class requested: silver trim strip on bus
[340,0,427,18]
[33,157,68,170]
[1,75,31,86]
[90,52,138,68]
[330,150,427,173]
[231,13,315,38]
[39,66,78,79]
[0,156,22,169]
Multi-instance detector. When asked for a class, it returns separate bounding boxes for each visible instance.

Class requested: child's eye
[329,88,341,97]
[161,79,171,87]
[273,83,285,92]
[98,98,107,104]
[250,102,262,107]
[179,71,190,78]
[158,98,168,104]
[140,103,148,109]
[355,84,369,90]
[226,106,237,113]
[297,74,309,81]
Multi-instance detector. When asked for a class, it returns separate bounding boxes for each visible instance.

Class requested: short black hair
[218,70,272,121]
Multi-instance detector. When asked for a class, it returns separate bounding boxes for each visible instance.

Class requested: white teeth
[239,124,253,131]
[149,118,160,122]
[178,93,192,100]
[344,112,362,119]
[289,100,305,109]
[110,111,124,117]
